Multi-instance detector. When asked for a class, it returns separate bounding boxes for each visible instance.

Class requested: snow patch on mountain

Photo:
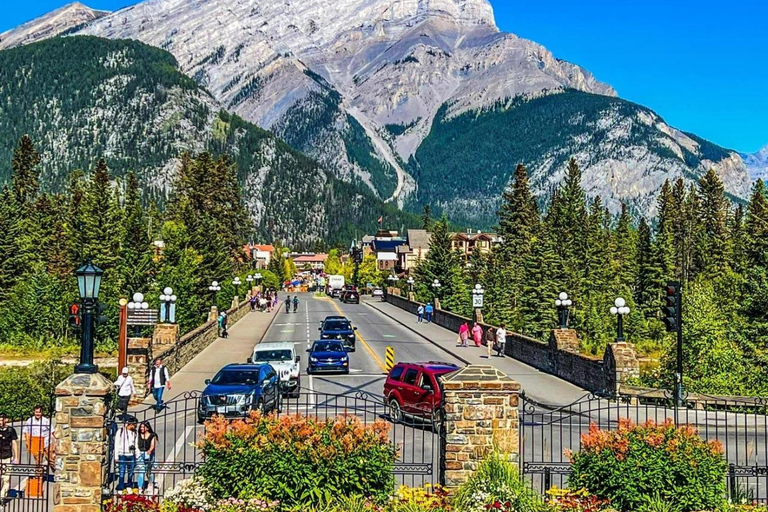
[0,2,109,50]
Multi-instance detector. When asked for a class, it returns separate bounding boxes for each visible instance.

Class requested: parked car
[197,363,280,423]
[341,288,360,304]
[372,288,384,298]
[319,315,357,351]
[307,340,349,374]
[248,342,301,398]
[383,362,460,427]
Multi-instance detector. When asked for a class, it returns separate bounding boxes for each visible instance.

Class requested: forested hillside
[409,91,747,227]
[0,36,417,247]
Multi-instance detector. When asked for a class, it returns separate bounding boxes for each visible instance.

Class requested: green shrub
[568,418,727,511]
[197,412,396,508]
[452,450,543,512]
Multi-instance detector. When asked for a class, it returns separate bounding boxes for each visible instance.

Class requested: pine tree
[11,135,41,206]
[118,172,153,295]
[694,169,730,276]
[413,216,463,306]
[745,180,768,268]
[728,204,747,274]
[81,159,119,269]
[613,203,638,290]
[422,204,432,231]
[635,218,656,316]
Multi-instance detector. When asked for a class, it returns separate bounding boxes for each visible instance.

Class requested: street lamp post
[387,273,398,292]
[232,277,242,298]
[431,279,441,300]
[472,283,485,323]
[127,292,149,337]
[555,292,573,329]
[610,297,630,342]
[407,276,414,293]
[159,287,177,323]
[246,274,254,294]
[74,260,103,374]
[208,281,221,307]
[255,272,263,290]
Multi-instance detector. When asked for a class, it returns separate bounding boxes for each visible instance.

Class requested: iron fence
[104,390,445,503]
[0,415,54,512]
[520,391,768,503]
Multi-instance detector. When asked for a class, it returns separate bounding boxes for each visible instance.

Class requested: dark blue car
[319,316,357,352]
[307,340,349,374]
[197,363,280,424]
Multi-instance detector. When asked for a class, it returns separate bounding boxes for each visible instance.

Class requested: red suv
[383,362,460,426]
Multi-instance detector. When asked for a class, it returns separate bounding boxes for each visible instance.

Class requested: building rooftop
[406,229,430,249]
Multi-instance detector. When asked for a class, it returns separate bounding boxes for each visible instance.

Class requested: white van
[248,342,300,398]
[326,275,345,297]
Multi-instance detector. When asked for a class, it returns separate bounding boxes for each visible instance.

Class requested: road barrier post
[385,346,395,372]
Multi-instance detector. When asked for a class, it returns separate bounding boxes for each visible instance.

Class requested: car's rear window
[211,370,259,385]
[325,320,351,331]
[389,366,405,381]
[313,341,345,352]
[403,369,418,385]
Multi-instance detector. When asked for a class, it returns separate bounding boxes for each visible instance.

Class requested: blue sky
[2,0,766,153]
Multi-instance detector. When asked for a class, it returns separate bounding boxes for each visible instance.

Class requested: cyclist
[292,296,299,313]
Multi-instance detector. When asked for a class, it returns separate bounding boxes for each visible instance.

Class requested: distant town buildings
[292,253,328,272]
[243,244,274,269]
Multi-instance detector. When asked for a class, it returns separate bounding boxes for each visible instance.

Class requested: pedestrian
[113,367,135,416]
[250,295,257,312]
[148,358,171,412]
[417,304,424,323]
[22,406,55,475]
[293,295,299,313]
[458,321,470,347]
[485,326,495,358]
[218,311,228,338]
[496,323,507,357]
[136,421,157,495]
[114,418,138,493]
[266,294,272,313]
[0,412,20,503]
[472,322,483,347]
[259,296,267,312]
[425,303,434,323]
[284,296,291,313]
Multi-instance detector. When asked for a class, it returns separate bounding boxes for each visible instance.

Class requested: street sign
[127,309,159,326]
[472,295,483,308]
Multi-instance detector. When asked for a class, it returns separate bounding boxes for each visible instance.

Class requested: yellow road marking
[328,298,388,373]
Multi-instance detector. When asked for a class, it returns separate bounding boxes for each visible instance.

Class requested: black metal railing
[104,390,445,502]
[520,391,768,503]
[0,415,54,512]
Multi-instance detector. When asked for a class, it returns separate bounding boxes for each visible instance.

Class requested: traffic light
[662,281,680,332]
[68,303,81,330]
[95,303,108,326]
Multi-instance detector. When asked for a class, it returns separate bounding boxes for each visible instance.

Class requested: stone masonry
[442,365,521,487]
[126,337,151,404]
[53,372,112,512]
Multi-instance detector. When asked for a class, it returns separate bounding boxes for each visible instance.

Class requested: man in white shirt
[114,367,136,415]
[495,324,507,357]
[149,358,171,412]
[22,406,55,494]
[114,419,138,492]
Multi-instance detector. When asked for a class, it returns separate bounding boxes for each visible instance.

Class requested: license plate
[216,406,227,413]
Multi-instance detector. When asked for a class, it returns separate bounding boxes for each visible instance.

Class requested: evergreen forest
[413,160,768,396]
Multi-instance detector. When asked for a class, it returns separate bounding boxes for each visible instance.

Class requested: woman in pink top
[458,322,470,347]
[472,322,483,347]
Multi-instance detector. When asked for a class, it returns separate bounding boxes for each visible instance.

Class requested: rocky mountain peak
[0,2,109,51]
[742,144,768,182]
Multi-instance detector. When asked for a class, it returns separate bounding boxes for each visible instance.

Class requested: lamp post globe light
[255,272,263,288]
[159,287,177,323]
[75,260,104,374]
[246,274,254,290]
[610,297,630,342]
[128,292,149,337]
[431,278,441,299]
[407,276,415,292]
[209,281,221,307]
[232,277,242,298]
[555,292,573,329]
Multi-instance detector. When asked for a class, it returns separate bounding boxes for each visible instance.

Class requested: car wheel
[389,398,403,424]
[197,414,205,425]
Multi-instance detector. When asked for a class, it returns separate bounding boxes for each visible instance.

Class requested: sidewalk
[364,299,588,405]
[141,307,280,403]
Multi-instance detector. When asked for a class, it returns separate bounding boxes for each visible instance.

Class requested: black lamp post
[407,276,414,293]
[431,279,441,300]
[232,277,242,298]
[255,272,263,289]
[75,260,103,374]
[159,287,177,323]
[610,297,630,342]
[555,292,572,329]
[209,281,221,307]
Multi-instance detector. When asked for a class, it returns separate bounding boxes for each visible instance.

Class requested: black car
[341,289,360,304]
[319,315,357,351]
[197,363,280,424]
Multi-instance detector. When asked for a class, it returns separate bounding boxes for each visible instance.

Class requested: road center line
[327,298,387,372]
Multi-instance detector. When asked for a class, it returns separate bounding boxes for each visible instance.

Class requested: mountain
[0,2,109,50]
[742,145,768,183]
[0,36,417,247]
[5,0,754,224]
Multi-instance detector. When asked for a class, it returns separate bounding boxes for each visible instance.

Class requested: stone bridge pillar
[442,365,521,487]
[604,342,640,395]
[53,372,112,512]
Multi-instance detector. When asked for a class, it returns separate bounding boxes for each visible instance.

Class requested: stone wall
[53,372,112,512]
[386,295,639,396]
[442,365,520,487]
[128,300,251,400]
